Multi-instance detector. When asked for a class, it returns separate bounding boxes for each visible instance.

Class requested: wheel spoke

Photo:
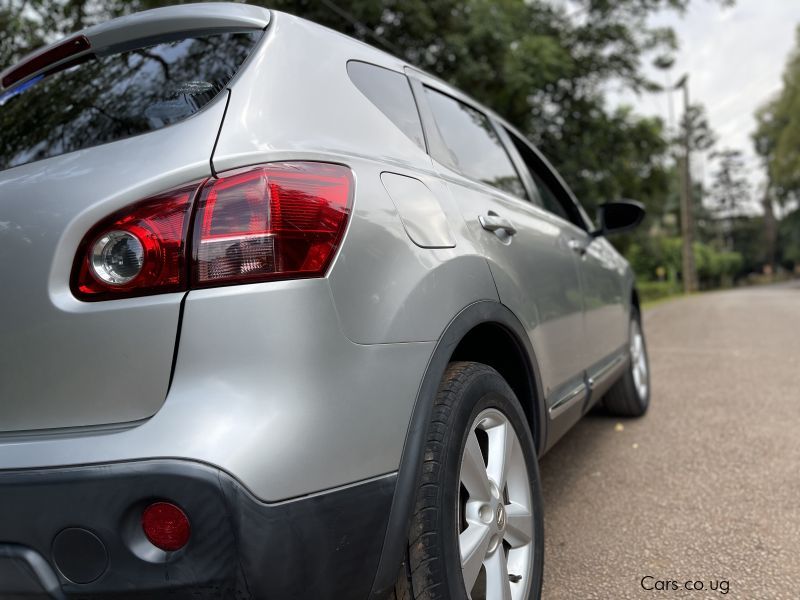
[458,408,536,600]
[486,421,515,489]
[504,502,533,548]
[484,547,513,600]
[460,523,492,592]
[461,431,492,501]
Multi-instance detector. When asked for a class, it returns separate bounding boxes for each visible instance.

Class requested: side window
[347,61,425,149]
[505,128,586,229]
[423,86,527,200]
[531,170,571,222]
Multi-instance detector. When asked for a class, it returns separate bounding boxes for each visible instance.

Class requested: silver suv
[0,4,650,600]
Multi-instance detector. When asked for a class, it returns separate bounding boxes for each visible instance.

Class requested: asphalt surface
[539,281,800,600]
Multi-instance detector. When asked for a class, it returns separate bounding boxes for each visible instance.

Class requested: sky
[609,0,800,212]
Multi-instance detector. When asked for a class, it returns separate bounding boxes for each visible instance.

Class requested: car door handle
[479,213,517,236]
[567,238,587,256]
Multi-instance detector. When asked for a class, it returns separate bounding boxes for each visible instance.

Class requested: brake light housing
[2,35,91,89]
[72,183,200,300]
[71,162,353,301]
[193,162,352,287]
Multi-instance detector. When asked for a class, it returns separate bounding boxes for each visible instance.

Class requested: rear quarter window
[347,61,425,150]
[423,86,527,200]
[0,31,262,171]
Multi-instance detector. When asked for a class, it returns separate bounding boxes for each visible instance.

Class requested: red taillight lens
[141,501,190,552]
[72,183,201,300]
[192,162,353,286]
[72,163,352,301]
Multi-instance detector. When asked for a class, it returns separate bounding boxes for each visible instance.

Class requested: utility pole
[676,75,698,293]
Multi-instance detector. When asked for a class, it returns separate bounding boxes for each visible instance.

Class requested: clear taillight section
[71,162,352,301]
[72,184,200,300]
[193,162,352,286]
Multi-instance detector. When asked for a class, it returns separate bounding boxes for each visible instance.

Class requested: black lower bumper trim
[0,461,396,599]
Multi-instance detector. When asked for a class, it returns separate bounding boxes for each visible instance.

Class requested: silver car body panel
[380,172,456,249]
[211,13,500,345]
[84,2,269,51]
[0,6,636,502]
[0,97,228,432]
[0,279,433,501]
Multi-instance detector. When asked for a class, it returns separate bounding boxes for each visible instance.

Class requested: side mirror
[592,200,646,237]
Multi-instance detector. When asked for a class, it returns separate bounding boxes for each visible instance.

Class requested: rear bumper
[0,460,395,599]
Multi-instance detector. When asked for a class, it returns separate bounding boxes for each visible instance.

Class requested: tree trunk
[762,190,777,271]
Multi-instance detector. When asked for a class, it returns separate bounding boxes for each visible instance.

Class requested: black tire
[604,309,650,417]
[389,361,544,600]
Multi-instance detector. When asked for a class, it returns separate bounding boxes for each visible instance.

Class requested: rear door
[0,24,263,432]
[410,75,587,412]
[501,128,629,381]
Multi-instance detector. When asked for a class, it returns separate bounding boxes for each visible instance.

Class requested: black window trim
[405,69,530,204]
[497,120,593,232]
[406,67,593,232]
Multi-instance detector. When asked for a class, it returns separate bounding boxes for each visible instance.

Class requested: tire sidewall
[437,368,544,600]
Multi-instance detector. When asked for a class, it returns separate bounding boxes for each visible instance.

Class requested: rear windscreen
[0,31,262,171]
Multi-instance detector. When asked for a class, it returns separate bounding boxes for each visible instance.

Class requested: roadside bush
[636,280,680,303]
[626,236,742,290]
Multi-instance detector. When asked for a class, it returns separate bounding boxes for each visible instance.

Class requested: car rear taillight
[72,183,201,300]
[71,162,352,301]
[192,162,352,286]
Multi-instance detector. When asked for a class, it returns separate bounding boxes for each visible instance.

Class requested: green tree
[778,208,800,270]
[0,0,731,220]
[754,24,800,268]
[709,149,751,217]
[708,149,752,251]
[754,25,800,203]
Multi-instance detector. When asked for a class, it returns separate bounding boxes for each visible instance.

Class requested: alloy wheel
[458,408,534,600]
[631,320,649,401]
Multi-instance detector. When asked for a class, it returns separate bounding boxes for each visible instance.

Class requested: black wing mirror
[591,200,646,237]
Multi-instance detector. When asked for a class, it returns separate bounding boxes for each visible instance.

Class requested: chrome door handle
[479,214,517,236]
[567,238,587,256]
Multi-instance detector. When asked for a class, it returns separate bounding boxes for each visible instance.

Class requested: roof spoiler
[0,2,270,90]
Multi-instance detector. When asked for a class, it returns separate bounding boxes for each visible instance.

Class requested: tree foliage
[754,25,800,205]
[6,0,768,282]
[709,149,750,217]
[0,0,732,217]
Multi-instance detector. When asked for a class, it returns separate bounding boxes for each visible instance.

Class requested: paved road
[539,281,800,600]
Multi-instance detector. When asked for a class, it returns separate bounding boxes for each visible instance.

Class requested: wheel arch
[369,300,546,596]
[631,285,641,317]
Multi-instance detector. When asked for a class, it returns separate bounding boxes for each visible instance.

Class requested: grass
[642,292,687,310]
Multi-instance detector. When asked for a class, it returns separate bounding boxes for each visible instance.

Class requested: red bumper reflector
[141,501,191,552]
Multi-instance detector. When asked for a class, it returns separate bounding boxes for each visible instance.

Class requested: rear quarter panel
[211,12,499,344]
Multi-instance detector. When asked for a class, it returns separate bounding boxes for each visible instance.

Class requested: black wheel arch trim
[369,300,546,597]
